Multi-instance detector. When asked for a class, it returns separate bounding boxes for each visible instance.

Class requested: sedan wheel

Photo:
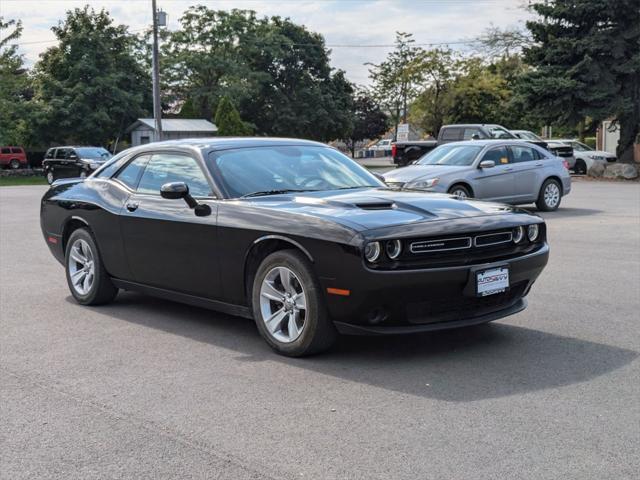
[252,250,336,356]
[449,185,471,199]
[259,266,307,343]
[46,170,55,184]
[536,179,562,211]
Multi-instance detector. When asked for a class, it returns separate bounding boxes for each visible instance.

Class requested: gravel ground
[1,182,639,479]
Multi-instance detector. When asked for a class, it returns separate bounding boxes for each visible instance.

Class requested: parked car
[392,124,548,166]
[383,140,571,211]
[0,146,28,169]
[553,139,616,174]
[370,139,393,151]
[510,131,575,170]
[40,138,549,356]
[43,146,112,184]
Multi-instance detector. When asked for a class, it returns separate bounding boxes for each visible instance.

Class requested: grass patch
[0,176,48,186]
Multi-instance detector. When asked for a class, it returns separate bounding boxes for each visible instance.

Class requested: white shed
[126,118,218,146]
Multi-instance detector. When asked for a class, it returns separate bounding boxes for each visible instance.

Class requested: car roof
[127,137,328,155]
[441,124,504,129]
[436,139,540,147]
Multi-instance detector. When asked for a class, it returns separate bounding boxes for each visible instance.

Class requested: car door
[118,151,221,299]
[53,147,78,178]
[471,145,516,202]
[508,145,546,203]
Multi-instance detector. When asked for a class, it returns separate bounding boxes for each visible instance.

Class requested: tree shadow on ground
[78,292,638,402]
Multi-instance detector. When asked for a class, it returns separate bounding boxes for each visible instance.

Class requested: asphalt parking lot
[1,181,639,479]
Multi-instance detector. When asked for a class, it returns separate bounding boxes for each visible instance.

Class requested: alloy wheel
[68,239,95,295]
[46,171,54,184]
[544,182,560,208]
[10,160,20,169]
[451,188,468,199]
[259,266,307,343]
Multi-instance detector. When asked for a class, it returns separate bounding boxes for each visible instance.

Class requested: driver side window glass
[482,147,510,164]
[137,153,212,197]
[510,146,537,163]
[116,155,150,189]
[463,128,480,140]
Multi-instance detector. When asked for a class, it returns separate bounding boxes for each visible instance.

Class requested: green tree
[32,7,152,146]
[368,32,424,139]
[521,0,640,162]
[343,90,388,157]
[214,96,252,136]
[0,17,32,145]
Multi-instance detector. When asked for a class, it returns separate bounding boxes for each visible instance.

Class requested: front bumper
[321,243,548,334]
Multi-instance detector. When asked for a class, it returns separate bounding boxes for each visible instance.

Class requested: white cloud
[3,0,535,85]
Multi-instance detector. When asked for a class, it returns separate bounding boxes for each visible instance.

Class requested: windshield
[516,131,542,141]
[488,126,515,139]
[76,147,112,160]
[417,144,483,166]
[208,146,384,198]
[569,141,592,152]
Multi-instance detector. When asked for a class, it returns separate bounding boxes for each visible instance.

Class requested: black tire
[574,159,587,175]
[65,228,118,305]
[251,249,337,357]
[448,184,472,199]
[536,178,562,212]
[45,168,55,185]
[9,159,20,170]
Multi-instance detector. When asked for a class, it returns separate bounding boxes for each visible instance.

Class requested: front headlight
[385,240,402,259]
[513,226,525,243]
[527,224,540,242]
[364,242,381,262]
[405,178,439,190]
[589,154,606,161]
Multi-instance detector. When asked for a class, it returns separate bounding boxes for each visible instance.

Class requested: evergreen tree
[214,96,251,136]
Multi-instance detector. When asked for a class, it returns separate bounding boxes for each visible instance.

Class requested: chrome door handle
[126,202,139,212]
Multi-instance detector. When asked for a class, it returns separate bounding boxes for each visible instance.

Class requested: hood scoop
[354,201,395,210]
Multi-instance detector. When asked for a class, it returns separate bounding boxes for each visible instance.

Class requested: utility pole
[151,0,163,142]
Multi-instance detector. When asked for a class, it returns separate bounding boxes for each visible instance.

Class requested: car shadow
[75,292,638,402]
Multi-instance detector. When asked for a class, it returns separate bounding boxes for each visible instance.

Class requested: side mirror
[479,160,495,169]
[161,182,212,217]
[69,154,78,159]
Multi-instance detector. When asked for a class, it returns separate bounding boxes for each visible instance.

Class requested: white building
[126,118,218,146]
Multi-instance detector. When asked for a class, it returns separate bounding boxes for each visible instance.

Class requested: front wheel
[45,169,55,184]
[251,250,337,356]
[448,184,471,199]
[65,228,118,305]
[574,159,587,175]
[9,159,21,170]
[536,179,562,211]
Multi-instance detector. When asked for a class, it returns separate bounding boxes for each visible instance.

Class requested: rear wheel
[45,169,55,184]
[448,184,471,199]
[536,178,562,211]
[9,159,20,170]
[251,250,336,356]
[65,228,118,305]
[574,159,587,175]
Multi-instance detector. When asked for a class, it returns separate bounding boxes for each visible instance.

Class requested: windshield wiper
[334,185,379,190]
[241,189,317,198]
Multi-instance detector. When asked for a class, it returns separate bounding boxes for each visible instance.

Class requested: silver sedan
[383,140,572,211]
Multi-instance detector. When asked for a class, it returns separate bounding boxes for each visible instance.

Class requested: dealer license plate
[476,267,509,297]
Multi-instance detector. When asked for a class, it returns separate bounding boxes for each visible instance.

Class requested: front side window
[11,148,22,154]
[488,126,515,139]
[55,148,70,159]
[45,149,55,159]
[482,146,510,165]
[115,155,150,189]
[138,153,212,197]
[208,146,382,198]
[463,128,481,140]
[570,141,592,152]
[75,147,112,160]
[1,148,10,154]
[418,144,484,166]
[510,146,539,163]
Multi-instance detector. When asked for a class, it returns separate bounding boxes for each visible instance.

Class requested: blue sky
[3,0,534,85]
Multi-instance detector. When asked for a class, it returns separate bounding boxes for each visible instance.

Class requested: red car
[0,146,28,169]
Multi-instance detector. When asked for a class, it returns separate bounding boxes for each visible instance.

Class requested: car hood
[382,165,467,183]
[243,187,521,232]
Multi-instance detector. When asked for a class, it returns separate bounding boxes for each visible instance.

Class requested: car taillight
[391,144,397,158]
[562,160,569,170]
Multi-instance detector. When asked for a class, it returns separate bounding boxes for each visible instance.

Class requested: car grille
[405,282,527,324]
[369,226,545,270]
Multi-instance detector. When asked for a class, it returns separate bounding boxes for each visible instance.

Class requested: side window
[55,148,69,159]
[482,146,510,165]
[115,155,150,189]
[462,128,481,140]
[11,147,22,154]
[137,153,212,197]
[510,146,537,163]
[45,149,55,159]
[441,128,462,141]
[1,147,10,154]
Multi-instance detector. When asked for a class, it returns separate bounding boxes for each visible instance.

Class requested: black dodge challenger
[41,138,549,356]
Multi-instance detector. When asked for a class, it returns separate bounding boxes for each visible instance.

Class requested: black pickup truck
[392,124,548,166]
